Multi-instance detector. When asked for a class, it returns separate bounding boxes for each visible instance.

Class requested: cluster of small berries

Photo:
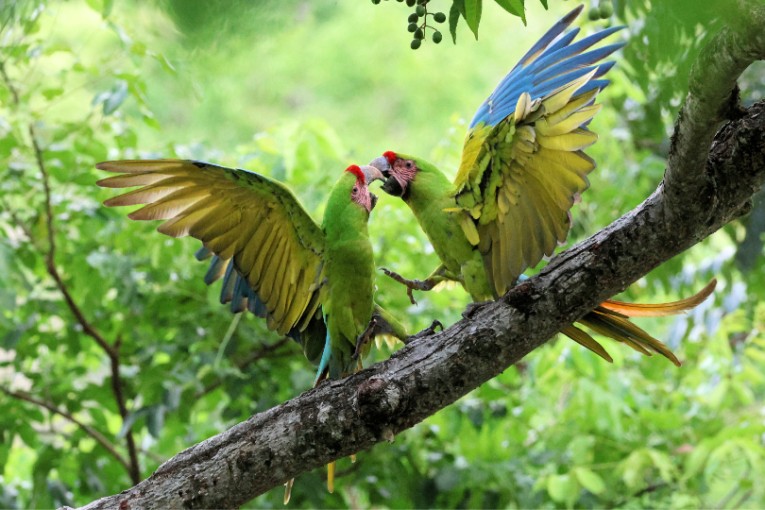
[370,0,447,49]
[587,0,613,20]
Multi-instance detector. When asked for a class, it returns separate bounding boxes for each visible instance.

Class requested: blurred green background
[1,0,764,508]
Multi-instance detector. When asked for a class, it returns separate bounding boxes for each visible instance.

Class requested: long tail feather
[561,325,613,362]
[561,280,716,366]
[327,461,335,494]
[598,279,717,318]
[577,310,681,366]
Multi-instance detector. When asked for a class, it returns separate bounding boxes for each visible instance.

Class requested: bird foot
[380,267,436,305]
[352,317,378,360]
[405,320,444,344]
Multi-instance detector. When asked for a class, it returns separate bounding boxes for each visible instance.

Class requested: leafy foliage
[370,0,550,46]
[1,1,764,508]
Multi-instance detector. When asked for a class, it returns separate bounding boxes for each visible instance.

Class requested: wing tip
[564,4,585,22]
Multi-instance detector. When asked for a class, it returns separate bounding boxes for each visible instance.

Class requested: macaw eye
[405,161,413,168]
[352,187,358,193]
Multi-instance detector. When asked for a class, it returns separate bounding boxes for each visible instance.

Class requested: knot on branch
[355,377,405,428]
[502,277,537,318]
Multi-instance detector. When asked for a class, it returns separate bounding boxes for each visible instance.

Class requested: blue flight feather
[469,6,624,129]
[220,261,236,304]
[514,4,583,69]
[195,246,212,260]
[203,254,227,285]
[530,44,624,86]
[524,27,624,77]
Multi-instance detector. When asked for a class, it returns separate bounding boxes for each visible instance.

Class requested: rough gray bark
[73,5,765,510]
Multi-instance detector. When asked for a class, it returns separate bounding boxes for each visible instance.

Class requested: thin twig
[0,196,40,250]
[2,63,141,484]
[0,63,19,104]
[1,387,130,472]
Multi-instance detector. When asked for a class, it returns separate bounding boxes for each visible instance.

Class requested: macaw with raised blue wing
[371,5,716,365]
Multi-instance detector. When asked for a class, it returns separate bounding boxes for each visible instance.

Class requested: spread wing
[97,159,325,337]
[453,7,623,296]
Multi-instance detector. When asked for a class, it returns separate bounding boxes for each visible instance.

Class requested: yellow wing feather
[97,159,325,336]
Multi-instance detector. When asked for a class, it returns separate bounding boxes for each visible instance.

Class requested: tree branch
[71,5,765,509]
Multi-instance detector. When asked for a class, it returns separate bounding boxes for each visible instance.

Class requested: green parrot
[369,6,716,365]
[96,160,404,495]
[96,160,406,379]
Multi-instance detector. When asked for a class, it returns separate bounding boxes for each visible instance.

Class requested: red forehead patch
[345,164,365,183]
[383,151,397,164]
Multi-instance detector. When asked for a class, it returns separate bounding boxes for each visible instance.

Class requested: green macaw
[97,160,404,495]
[370,6,716,365]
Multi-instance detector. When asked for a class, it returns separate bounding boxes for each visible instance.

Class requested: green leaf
[153,52,177,74]
[494,0,526,24]
[147,405,166,438]
[574,467,606,495]
[102,80,128,115]
[449,0,463,44]
[102,0,114,17]
[546,474,578,506]
[463,0,482,40]
[539,0,548,8]
[683,441,711,481]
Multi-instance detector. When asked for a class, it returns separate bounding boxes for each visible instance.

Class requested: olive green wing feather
[97,159,325,337]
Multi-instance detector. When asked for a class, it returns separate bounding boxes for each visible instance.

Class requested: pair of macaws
[97,4,714,496]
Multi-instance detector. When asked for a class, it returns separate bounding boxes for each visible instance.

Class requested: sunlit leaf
[574,467,606,495]
[463,0,482,40]
[494,0,526,24]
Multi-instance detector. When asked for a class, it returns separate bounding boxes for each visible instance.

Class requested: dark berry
[407,22,418,32]
[415,4,426,16]
[433,11,446,23]
[432,31,443,43]
[408,13,419,22]
[414,27,424,39]
[410,38,422,49]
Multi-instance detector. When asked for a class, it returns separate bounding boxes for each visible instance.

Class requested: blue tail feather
[314,328,332,385]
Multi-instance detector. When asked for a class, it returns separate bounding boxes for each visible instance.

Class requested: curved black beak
[369,156,391,178]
